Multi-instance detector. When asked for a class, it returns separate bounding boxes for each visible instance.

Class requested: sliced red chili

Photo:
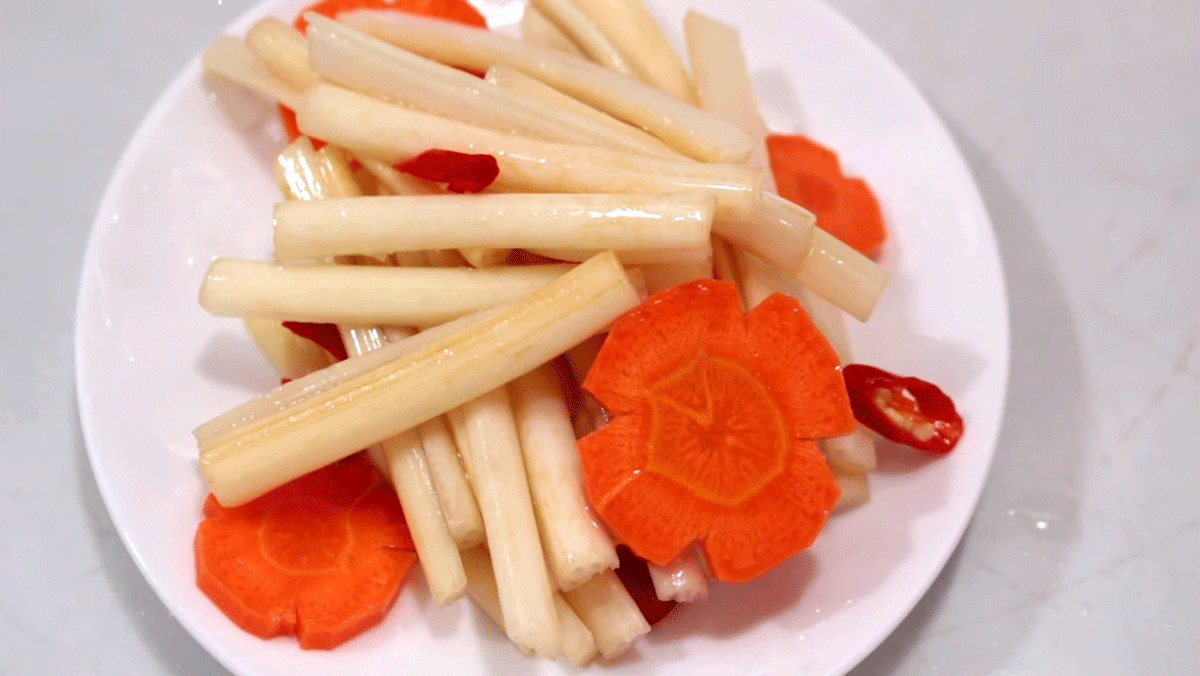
[396,149,500,193]
[281,321,348,361]
[841,364,963,453]
[614,545,677,625]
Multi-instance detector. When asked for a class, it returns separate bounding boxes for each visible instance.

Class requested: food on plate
[188,0,965,662]
[578,278,852,582]
[194,455,417,649]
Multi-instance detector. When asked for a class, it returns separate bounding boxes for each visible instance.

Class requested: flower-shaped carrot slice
[579,280,854,582]
[194,455,417,649]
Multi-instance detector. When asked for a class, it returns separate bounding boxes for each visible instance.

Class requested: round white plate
[75,0,1009,674]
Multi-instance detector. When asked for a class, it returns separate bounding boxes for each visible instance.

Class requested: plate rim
[73,0,1011,674]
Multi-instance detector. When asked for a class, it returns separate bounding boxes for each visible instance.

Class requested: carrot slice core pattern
[579,280,854,582]
[194,455,417,649]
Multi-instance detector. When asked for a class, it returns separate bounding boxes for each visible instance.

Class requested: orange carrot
[194,454,417,649]
[277,0,490,144]
[766,133,887,256]
[578,279,854,583]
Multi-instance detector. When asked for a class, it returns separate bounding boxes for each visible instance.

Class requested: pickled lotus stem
[200,259,572,326]
[416,416,485,547]
[306,14,670,158]
[519,4,586,57]
[460,546,598,665]
[202,34,301,110]
[447,388,561,658]
[376,428,468,605]
[833,472,870,513]
[337,11,750,162]
[562,569,650,659]
[529,0,634,77]
[485,65,680,159]
[245,17,317,91]
[510,365,619,591]
[647,547,710,603]
[683,10,770,169]
[274,137,362,201]
[193,305,498,449]
[298,84,761,217]
[198,252,642,506]
[272,192,715,263]
[566,0,697,103]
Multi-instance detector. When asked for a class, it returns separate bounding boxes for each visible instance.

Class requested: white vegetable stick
[297,85,881,318]
[566,0,697,103]
[202,34,302,110]
[530,0,634,77]
[297,84,763,220]
[415,416,485,547]
[338,10,750,162]
[245,17,317,91]
[524,246,711,266]
[350,326,467,606]
[684,10,769,167]
[833,473,870,513]
[199,252,641,507]
[519,4,586,57]
[307,14,657,155]
[377,429,468,605]
[647,548,709,603]
[485,65,681,159]
[448,388,561,658]
[634,258,713,294]
[563,570,650,659]
[276,138,469,605]
[193,303,499,449]
[200,259,572,326]
[272,192,715,262]
[684,10,888,320]
[242,317,332,380]
[460,546,598,665]
[510,366,619,591]
[274,137,361,201]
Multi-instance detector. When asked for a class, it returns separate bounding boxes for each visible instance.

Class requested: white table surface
[2,1,1197,674]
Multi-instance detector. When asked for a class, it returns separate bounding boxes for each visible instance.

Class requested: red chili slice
[396,149,500,193]
[281,321,349,361]
[841,364,963,453]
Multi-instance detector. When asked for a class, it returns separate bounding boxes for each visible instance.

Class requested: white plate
[75,0,1009,674]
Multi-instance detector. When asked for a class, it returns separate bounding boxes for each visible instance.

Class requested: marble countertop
[2,1,1196,674]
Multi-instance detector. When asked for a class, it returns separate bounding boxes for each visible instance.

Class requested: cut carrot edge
[766,133,887,257]
[579,279,851,582]
[194,454,417,649]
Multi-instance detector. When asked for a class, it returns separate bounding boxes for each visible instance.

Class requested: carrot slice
[278,0,490,144]
[194,455,417,649]
[579,279,853,582]
[766,133,887,256]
